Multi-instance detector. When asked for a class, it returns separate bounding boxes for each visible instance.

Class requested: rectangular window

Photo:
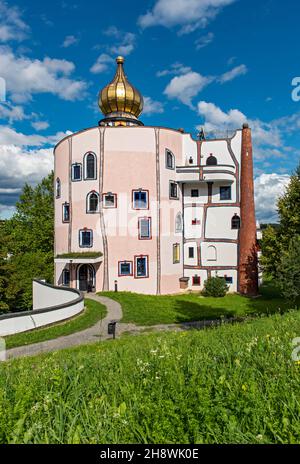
[138,217,151,240]
[188,247,194,258]
[135,255,149,278]
[133,190,148,209]
[62,203,70,223]
[191,189,199,198]
[224,276,233,284]
[220,186,232,201]
[192,275,201,286]
[118,261,133,276]
[79,229,93,248]
[173,243,180,264]
[62,268,70,286]
[170,181,178,199]
[166,150,175,169]
[103,193,117,208]
[192,219,200,225]
[71,163,82,181]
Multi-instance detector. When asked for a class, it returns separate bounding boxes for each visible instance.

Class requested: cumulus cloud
[0,102,28,123]
[195,32,214,50]
[143,96,164,115]
[0,46,88,102]
[164,72,212,108]
[197,101,246,132]
[218,64,248,83]
[61,35,80,48]
[0,0,30,42]
[90,53,114,74]
[254,173,290,223]
[31,120,50,131]
[138,0,236,34]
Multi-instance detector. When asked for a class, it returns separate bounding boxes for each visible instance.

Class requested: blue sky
[0,0,299,222]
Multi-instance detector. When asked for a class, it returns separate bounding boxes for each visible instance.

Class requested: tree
[261,162,300,280]
[202,276,229,298]
[277,236,300,304]
[1,172,54,312]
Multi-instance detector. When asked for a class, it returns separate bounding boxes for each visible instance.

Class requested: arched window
[87,191,99,213]
[175,212,182,233]
[231,214,241,230]
[166,149,175,170]
[56,178,61,198]
[206,154,217,166]
[207,245,217,261]
[84,152,97,180]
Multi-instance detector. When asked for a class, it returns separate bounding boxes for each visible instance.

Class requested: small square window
[188,247,194,258]
[191,189,199,197]
[79,229,93,248]
[71,163,82,181]
[119,261,133,276]
[220,186,231,201]
[133,190,149,209]
[103,193,117,208]
[170,182,178,199]
[224,276,233,284]
[62,203,70,223]
[135,256,149,278]
[139,217,151,240]
[192,275,201,286]
[192,219,200,226]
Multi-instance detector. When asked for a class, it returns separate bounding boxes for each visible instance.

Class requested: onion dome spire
[98,56,144,127]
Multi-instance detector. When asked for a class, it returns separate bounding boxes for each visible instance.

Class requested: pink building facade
[54,57,258,295]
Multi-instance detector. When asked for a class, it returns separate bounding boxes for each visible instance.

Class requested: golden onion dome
[98,56,144,124]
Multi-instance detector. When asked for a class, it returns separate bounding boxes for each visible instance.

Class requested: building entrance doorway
[78,264,95,292]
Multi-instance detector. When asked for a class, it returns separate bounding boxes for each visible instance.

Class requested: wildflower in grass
[256,434,263,441]
[235,359,241,367]
[150,349,158,355]
[242,384,247,392]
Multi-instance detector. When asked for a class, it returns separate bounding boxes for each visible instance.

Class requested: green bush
[278,236,300,304]
[202,276,229,297]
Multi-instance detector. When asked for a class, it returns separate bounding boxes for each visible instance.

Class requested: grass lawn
[101,283,295,326]
[4,298,106,350]
[1,309,300,443]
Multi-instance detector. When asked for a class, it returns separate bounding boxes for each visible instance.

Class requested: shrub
[277,236,300,304]
[202,276,229,297]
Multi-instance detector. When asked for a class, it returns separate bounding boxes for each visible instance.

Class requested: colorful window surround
[86,191,99,213]
[79,228,93,248]
[71,163,82,182]
[103,192,117,208]
[165,149,175,170]
[62,202,70,223]
[134,255,149,278]
[118,261,133,277]
[192,275,201,286]
[84,152,97,180]
[169,181,179,200]
[132,190,149,210]
[138,217,152,240]
[173,243,180,264]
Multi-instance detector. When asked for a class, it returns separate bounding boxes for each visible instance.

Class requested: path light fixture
[108,321,117,339]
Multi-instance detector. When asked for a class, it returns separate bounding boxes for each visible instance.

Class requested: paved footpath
[6,294,241,360]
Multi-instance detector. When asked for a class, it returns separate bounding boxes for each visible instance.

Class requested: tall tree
[1,172,54,312]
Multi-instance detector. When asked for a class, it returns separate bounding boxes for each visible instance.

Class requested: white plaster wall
[184,205,203,239]
[211,269,238,292]
[211,181,237,203]
[184,183,208,204]
[201,140,235,166]
[184,269,208,290]
[205,207,240,239]
[33,280,77,309]
[182,134,198,165]
[230,130,242,165]
[184,242,198,266]
[201,242,238,266]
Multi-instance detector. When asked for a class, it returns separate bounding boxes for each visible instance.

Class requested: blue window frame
[118,261,133,276]
[79,229,93,248]
[138,217,151,239]
[135,256,149,278]
[62,268,70,286]
[62,203,70,222]
[133,190,148,209]
[72,163,82,181]
[220,186,231,201]
[84,152,97,180]
[224,276,233,284]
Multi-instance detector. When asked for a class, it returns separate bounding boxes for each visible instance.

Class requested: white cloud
[0,125,71,147]
[138,0,236,34]
[0,204,15,219]
[31,120,50,131]
[90,53,114,74]
[101,27,136,57]
[0,102,28,122]
[0,0,30,42]
[254,173,290,223]
[0,46,88,102]
[195,32,214,49]
[164,72,212,108]
[143,96,164,115]
[62,35,79,48]
[157,62,192,77]
[218,64,248,83]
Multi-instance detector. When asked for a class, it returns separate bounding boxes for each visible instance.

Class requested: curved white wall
[0,280,84,337]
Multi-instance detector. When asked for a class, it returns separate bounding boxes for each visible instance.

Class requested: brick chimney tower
[238,123,258,296]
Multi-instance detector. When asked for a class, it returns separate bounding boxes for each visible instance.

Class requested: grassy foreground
[1,309,300,443]
[101,283,293,326]
[4,299,106,350]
